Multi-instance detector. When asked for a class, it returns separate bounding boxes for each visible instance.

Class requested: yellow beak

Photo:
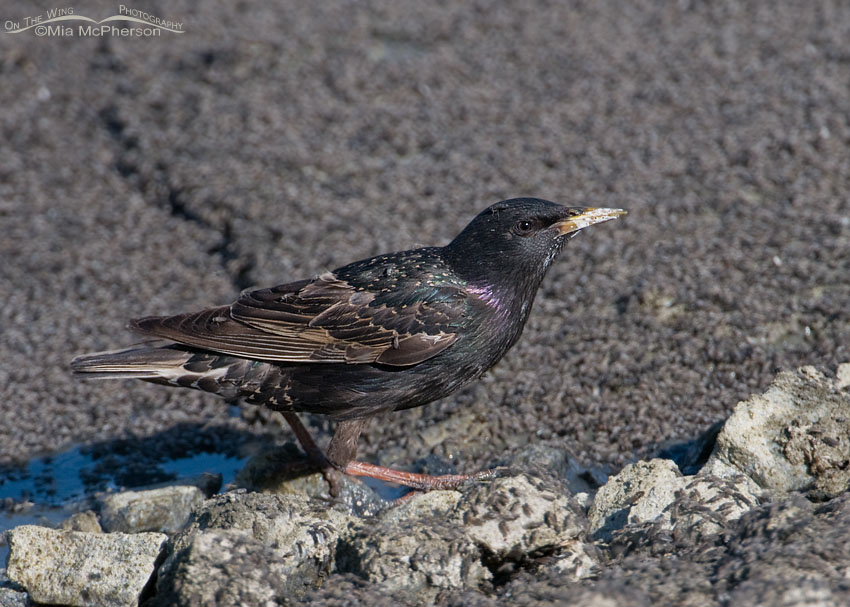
[553,208,627,235]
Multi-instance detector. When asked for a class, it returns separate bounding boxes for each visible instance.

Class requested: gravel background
[1,1,848,485]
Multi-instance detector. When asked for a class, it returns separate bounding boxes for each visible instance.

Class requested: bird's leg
[282,413,500,495]
[279,411,344,496]
[326,418,370,468]
[342,461,501,491]
[327,418,501,492]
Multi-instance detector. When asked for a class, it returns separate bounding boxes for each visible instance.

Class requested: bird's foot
[279,411,346,497]
[343,461,507,491]
[279,411,506,497]
[297,447,346,498]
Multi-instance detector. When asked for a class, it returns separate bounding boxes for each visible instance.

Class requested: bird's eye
[515,220,535,235]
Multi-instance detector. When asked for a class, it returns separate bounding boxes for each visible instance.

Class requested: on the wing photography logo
[4,5,184,37]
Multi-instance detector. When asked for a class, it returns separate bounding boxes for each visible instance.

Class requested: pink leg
[280,411,500,494]
[343,460,500,491]
[280,411,343,495]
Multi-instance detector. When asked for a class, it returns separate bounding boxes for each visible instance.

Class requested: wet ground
[2,0,849,552]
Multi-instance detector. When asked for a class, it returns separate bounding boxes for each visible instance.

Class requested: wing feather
[130,268,466,366]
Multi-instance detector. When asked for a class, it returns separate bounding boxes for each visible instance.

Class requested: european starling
[72,198,625,491]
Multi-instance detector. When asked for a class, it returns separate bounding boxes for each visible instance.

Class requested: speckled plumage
[72,198,625,474]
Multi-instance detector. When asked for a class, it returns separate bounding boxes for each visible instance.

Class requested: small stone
[337,472,589,601]
[6,525,166,607]
[380,489,461,525]
[0,587,31,607]
[664,474,761,541]
[60,510,102,533]
[589,459,761,543]
[836,363,850,389]
[153,528,299,607]
[715,495,846,607]
[99,485,206,534]
[588,459,682,541]
[548,539,600,581]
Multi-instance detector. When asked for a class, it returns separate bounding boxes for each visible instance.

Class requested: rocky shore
[3,364,848,606]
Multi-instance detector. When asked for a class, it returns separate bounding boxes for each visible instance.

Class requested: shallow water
[0,446,248,508]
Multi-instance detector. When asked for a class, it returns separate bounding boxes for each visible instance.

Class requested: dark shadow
[654,420,725,475]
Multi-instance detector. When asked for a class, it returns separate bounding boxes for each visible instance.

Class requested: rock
[379,489,462,525]
[457,474,587,558]
[546,539,600,580]
[234,444,385,516]
[704,366,850,498]
[572,491,850,607]
[589,459,760,543]
[6,525,166,607]
[190,491,352,551]
[60,510,102,533]
[499,579,653,607]
[0,587,31,607]
[337,472,592,601]
[836,363,850,389]
[154,492,354,605]
[339,520,492,604]
[300,573,428,607]
[95,472,221,535]
[153,528,300,607]
[589,459,682,541]
[99,485,207,534]
[661,474,760,542]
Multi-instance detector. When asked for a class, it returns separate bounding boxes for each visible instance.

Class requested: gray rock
[0,587,30,607]
[729,576,837,607]
[661,474,760,542]
[6,525,166,607]
[338,516,492,604]
[836,363,850,389]
[589,459,760,543]
[153,528,298,607]
[583,490,850,607]
[457,474,587,558]
[378,489,461,525]
[704,366,850,498]
[545,539,600,580]
[60,510,103,533]
[99,485,206,534]
[589,459,682,541]
[337,472,592,601]
[155,492,354,605]
[191,491,352,551]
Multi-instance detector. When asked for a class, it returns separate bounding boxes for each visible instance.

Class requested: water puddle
[0,441,253,566]
[0,424,419,569]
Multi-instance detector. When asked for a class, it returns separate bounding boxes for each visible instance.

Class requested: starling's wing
[130,272,463,366]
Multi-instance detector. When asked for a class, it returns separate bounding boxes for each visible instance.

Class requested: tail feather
[71,344,194,380]
[71,343,271,401]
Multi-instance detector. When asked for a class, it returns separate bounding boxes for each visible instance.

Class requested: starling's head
[445,197,626,292]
